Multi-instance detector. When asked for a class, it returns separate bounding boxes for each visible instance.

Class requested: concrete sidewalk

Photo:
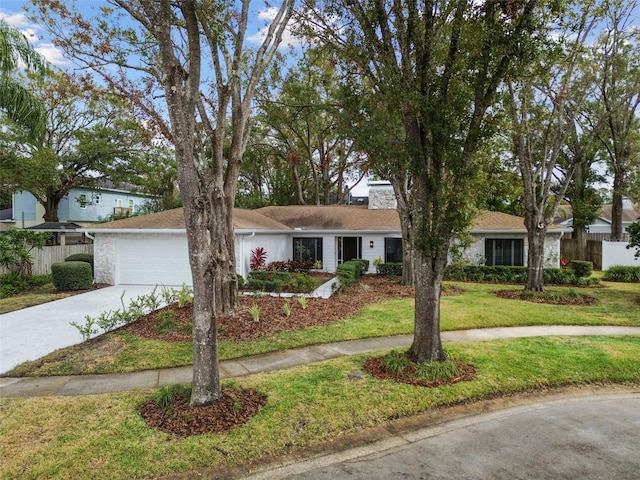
[2,325,639,398]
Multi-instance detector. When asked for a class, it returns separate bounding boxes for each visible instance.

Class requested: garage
[117,235,192,286]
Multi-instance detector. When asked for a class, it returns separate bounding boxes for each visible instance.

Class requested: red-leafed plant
[250,247,268,271]
[560,258,570,268]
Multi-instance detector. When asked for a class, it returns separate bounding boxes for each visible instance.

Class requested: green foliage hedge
[0,273,51,298]
[444,265,600,286]
[65,253,94,269]
[247,271,316,293]
[336,260,367,288]
[51,261,93,291]
[354,259,370,274]
[604,266,640,283]
[376,262,403,277]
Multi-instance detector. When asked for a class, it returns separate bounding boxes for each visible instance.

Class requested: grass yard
[0,284,74,314]
[8,278,639,377]
[1,336,640,479]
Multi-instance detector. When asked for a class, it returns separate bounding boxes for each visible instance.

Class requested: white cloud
[36,44,70,66]
[248,7,303,49]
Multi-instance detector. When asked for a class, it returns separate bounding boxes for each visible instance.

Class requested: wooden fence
[0,244,94,276]
[560,239,603,270]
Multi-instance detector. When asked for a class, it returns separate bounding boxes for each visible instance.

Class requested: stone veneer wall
[93,234,117,284]
[368,183,397,210]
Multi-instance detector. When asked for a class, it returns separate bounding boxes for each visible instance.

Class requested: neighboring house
[5,187,153,228]
[87,183,569,286]
[557,199,640,236]
[26,222,91,246]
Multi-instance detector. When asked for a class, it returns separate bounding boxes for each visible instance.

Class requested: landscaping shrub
[266,259,313,272]
[51,261,93,291]
[0,273,29,298]
[65,253,94,269]
[336,260,365,288]
[543,268,576,285]
[443,265,599,286]
[376,262,403,277]
[0,273,52,298]
[247,270,317,293]
[604,265,640,283]
[570,260,593,278]
[354,259,370,274]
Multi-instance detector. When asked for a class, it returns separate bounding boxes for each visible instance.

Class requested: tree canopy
[0,72,159,222]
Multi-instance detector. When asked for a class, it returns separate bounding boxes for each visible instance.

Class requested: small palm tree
[0,18,48,139]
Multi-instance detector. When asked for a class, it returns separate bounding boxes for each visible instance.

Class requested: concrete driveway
[0,285,165,374]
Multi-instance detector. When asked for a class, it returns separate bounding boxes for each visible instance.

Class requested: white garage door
[118,236,192,286]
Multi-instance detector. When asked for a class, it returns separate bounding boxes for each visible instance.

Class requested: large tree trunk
[525,218,546,291]
[41,189,63,222]
[409,247,447,363]
[390,172,414,286]
[610,170,625,241]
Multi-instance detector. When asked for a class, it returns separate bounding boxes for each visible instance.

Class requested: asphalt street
[243,392,640,480]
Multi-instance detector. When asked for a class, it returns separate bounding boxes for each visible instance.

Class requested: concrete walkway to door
[0,285,166,374]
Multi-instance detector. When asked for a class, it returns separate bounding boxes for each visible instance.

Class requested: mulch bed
[493,289,598,306]
[139,387,267,438]
[363,356,477,388]
[123,275,432,343]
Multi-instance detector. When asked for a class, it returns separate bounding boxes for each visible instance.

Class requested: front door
[337,236,362,264]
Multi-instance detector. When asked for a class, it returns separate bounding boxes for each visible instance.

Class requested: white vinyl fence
[602,241,640,271]
[0,244,94,276]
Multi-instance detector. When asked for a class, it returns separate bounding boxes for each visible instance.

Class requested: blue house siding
[11,188,151,224]
[11,192,37,221]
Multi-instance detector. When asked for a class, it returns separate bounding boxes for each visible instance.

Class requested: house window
[294,238,323,264]
[485,239,524,266]
[128,199,135,212]
[116,199,123,207]
[93,194,101,205]
[385,238,403,263]
[78,194,87,208]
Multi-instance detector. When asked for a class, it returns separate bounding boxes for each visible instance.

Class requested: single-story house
[87,183,569,286]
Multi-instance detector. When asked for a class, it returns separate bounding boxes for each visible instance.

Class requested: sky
[0,0,301,67]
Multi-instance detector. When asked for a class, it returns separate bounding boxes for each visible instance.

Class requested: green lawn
[1,336,639,479]
[7,279,639,377]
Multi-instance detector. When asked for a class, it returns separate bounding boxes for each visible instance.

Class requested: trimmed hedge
[51,261,93,291]
[247,271,316,293]
[604,265,640,283]
[376,262,403,277]
[65,253,94,269]
[444,265,599,286]
[353,259,370,274]
[336,260,366,288]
